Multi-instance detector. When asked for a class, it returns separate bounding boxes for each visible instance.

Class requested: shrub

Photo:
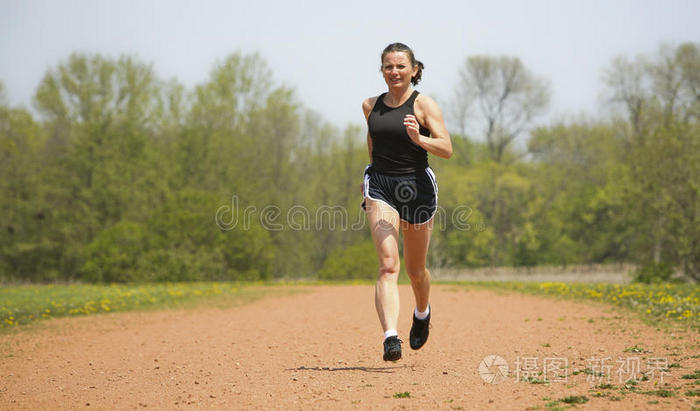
[317,240,377,280]
[632,262,675,284]
[81,221,146,282]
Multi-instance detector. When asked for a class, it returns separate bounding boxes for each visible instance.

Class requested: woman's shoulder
[414,92,438,109]
[362,94,383,117]
[414,92,442,116]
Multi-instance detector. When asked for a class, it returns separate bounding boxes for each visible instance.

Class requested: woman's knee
[406,265,430,281]
[378,256,399,278]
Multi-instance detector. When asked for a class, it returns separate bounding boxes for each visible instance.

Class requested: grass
[0,282,303,329]
[624,344,648,353]
[543,400,566,411]
[560,395,589,404]
[450,281,700,328]
[545,395,589,409]
[682,370,700,380]
[393,391,410,398]
[572,368,604,377]
[523,376,548,384]
[641,389,675,397]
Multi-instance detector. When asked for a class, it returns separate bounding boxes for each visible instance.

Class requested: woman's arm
[362,97,377,163]
[405,95,453,159]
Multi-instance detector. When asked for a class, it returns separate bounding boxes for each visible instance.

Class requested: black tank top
[368,90,430,175]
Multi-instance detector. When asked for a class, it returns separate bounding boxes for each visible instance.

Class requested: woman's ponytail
[412,60,424,85]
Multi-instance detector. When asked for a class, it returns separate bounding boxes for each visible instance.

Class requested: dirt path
[1,285,698,410]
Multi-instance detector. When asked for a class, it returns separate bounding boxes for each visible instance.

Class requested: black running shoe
[409,306,431,350]
[383,336,402,361]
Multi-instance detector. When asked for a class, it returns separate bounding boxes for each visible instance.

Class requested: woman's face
[382,51,417,90]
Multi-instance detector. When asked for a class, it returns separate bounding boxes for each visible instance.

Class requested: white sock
[414,305,430,320]
[384,329,398,340]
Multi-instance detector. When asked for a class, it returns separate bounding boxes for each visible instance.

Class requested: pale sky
[2,0,699,131]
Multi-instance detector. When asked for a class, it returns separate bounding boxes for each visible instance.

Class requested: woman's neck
[385,86,414,107]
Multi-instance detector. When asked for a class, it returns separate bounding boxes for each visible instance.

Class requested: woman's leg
[365,198,401,335]
[402,219,433,313]
[403,219,433,350]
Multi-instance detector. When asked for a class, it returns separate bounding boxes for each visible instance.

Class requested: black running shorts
[361,164,438,224]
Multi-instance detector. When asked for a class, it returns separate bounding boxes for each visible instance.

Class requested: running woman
[361,43,452,361]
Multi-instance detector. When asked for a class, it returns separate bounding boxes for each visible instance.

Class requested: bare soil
[1,285,698,410]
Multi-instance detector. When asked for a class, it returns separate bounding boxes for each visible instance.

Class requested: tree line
[1,43,698,283]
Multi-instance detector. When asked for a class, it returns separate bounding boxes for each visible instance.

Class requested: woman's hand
[403,114,422,146]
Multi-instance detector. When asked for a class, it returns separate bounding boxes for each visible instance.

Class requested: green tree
[603,43,700,280]
[32,53,169,280]
[0,82,52,281]
[528,121,628,264]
